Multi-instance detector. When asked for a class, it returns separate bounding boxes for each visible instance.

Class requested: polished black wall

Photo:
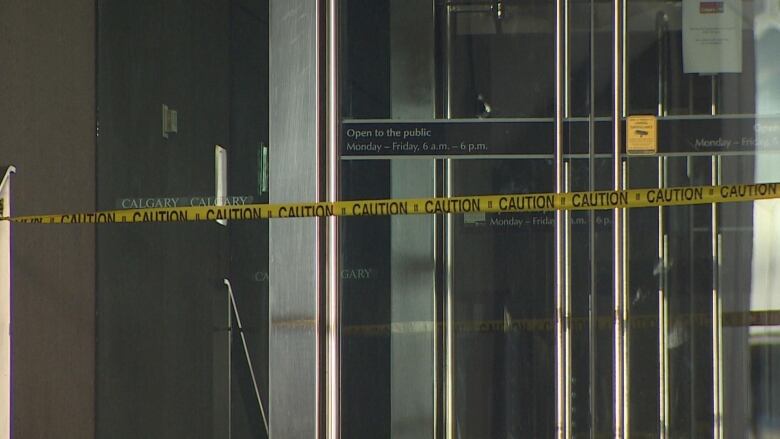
[96,1,268,438]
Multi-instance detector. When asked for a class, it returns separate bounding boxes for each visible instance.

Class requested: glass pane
[566,0,617,434]
[450,158,556,438]
[341,0,560,437]
[340,2,437,438]
[569,157,616,437]
[340,159,436,439]
[625,0,780,435]
[96,1,269,437]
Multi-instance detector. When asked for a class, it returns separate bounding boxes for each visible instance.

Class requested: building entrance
[337,0,780,438]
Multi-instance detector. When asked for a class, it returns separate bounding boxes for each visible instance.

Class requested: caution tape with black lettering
[3,183,779,224]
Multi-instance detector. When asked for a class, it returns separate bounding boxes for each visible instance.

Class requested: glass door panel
[565,0,618,434]
[569,156,616,438]
[340,2,437,438]
[444,4,559,436]
[450,158,556,438]
[624,0,780,436]
[340,1,563,438]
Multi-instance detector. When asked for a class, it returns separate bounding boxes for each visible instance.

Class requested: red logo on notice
[700,1,724,13]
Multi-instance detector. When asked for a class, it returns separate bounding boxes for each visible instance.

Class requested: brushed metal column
[269,0,322,437]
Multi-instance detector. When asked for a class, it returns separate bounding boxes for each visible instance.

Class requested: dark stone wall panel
[0,1,97,438]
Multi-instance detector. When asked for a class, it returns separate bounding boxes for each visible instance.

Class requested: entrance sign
[342,120,555,156]
[342,117,780,157]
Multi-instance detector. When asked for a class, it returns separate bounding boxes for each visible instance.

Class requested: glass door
[624,0,780,437]
[339,1,569,437]
[442,3,558,437]
[336,0,780,437]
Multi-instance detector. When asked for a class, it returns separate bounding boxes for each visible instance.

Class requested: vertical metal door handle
[215,145,228,226]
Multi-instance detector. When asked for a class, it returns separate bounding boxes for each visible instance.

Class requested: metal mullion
[432,6,443,439]
[554,0,568,433]
[622,160,630,438]
[442,5,455,439]
[326,1,340,438]
[655,20,669,437]
[711,154,723,439]
[444,158,455,439]
[663,232,670,436]
[709,76,723,439]
[658,157,669,439]
[716,227,724,439]
[659,158,670,439]
[588,0,597,434]
[612,0,626,434]
[564,161,573,439]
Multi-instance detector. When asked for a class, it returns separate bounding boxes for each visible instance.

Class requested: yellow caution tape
[3,183,779,224]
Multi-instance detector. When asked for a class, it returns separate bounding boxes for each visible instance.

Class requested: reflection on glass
[450,159,556,438]
[341,0,780,437]
[626,0,780,436]
[749,2,780,436]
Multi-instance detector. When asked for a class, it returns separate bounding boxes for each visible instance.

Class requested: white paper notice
[683,0,743,73]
